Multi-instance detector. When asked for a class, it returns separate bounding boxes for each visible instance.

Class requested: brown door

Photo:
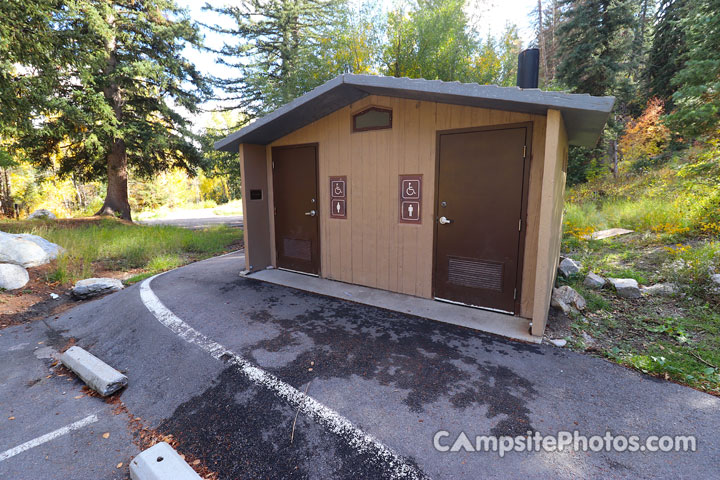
[434,126,529,313]
[272,144,320,275]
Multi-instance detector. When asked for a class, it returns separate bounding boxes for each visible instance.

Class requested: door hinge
[272,161,275,169]
[274,207,277,216]
[522,145,527,158]
[518,218,522,231]
[513,288,517,300]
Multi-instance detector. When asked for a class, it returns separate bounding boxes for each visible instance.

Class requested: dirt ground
[0,263,136,330]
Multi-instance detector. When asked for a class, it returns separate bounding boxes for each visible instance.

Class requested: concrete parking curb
[60,346,128,396]
[129,442,201,480]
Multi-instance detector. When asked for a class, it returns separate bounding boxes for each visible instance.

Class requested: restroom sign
[330,176,347,219]
[399,175,422,224]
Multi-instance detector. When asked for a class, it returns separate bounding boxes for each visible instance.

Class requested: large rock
[0,263,30,290]
[72,278,124,299]
[0,231,63,267]
[551,285,586,313]
[608,278,641,299]
[27,209,56,220]
[583,272,606,289]
[16,234,64,259]
[0,233,51,267]
[641,283,678,296]
[558,257,581,277]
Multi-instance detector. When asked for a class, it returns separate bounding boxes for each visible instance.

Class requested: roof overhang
[215,74,615,152]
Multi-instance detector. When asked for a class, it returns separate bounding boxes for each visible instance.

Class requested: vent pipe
[516,48,540,89]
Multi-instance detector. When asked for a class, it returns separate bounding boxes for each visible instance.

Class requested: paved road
[139,213,243,229]
[1,252,718,479]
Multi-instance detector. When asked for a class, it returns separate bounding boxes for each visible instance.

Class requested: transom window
[352,107,392,132]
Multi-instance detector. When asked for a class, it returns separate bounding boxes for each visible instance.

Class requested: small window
[352,107,392,132]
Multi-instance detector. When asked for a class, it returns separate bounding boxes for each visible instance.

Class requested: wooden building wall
[532,109,568,333]
[265,95,549,319]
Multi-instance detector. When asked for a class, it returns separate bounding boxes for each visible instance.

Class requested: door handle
[305,210,317,217]
[439,216,453,225]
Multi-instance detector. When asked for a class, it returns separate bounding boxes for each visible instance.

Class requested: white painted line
[0,414,99,462]
[139,275,425,480]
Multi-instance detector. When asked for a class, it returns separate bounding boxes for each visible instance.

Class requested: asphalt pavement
[0,251,718,479]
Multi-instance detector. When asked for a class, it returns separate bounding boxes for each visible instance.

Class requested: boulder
[551,285,586,312]
[0,264,30,290]
[27,209,56,220]
[16,234,64,259]
[608,278,641,299]
[549,338,567,347]
[0,231,63,267]
[641,283,678,296]
[551,295,571,314]
[0,233,51,267]
[583,272,606,289]
[72,278,124,299]
[558,257,581,277]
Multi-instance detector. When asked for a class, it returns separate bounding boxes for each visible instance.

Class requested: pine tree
[0,1,65,144]
[669,0,720,137]
[645,0,689,105]
[19,0,209,221]
[556,0,635,97]
[205,0,343,118]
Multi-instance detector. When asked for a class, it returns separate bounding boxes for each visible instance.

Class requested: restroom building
[215,73,614,337]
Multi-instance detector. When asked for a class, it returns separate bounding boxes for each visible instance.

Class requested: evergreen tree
[645,0,689,105]
[556,0,635,97]
[205,0,344,118]
[556,0,636,183]
[0,1,65,144]
[21,0,209,220]
[669,0,720,138]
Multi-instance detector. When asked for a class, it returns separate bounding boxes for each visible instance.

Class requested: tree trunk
[96,13,132,221]
[95,139,131,220]
[1,167,13,217]
[611,140,619,178]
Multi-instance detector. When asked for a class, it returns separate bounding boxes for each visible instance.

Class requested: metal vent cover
[447,256,504,291]
[283,238,312,261]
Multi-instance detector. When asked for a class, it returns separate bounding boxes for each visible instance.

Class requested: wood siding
[266,95,548,319]
[532,109,568,334]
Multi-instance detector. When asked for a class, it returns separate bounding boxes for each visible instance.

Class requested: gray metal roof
[215,74,615,152]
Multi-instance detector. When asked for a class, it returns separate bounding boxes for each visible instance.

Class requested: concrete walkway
[1,252,718,479]
[250,268,539,343]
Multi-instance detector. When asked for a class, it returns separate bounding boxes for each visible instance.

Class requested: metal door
[434,127,529,313]
[272,145,320,275]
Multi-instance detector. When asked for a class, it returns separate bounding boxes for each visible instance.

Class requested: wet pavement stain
[159,367,426,480]
[228,278,540,436]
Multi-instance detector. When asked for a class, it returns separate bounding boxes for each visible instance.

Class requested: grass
[0,217,241,284]
[135,199,243,221]
[556,141,720,395]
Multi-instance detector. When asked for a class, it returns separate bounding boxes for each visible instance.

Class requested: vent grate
[283,238,312,261]
[448,257,503,291]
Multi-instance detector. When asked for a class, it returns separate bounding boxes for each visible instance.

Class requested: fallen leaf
[102,432,110,439]
[8,416,15,420]
[116,463,123,469]
[308,368,313,371]
[192,459,201,465]
[74,395,83,399]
